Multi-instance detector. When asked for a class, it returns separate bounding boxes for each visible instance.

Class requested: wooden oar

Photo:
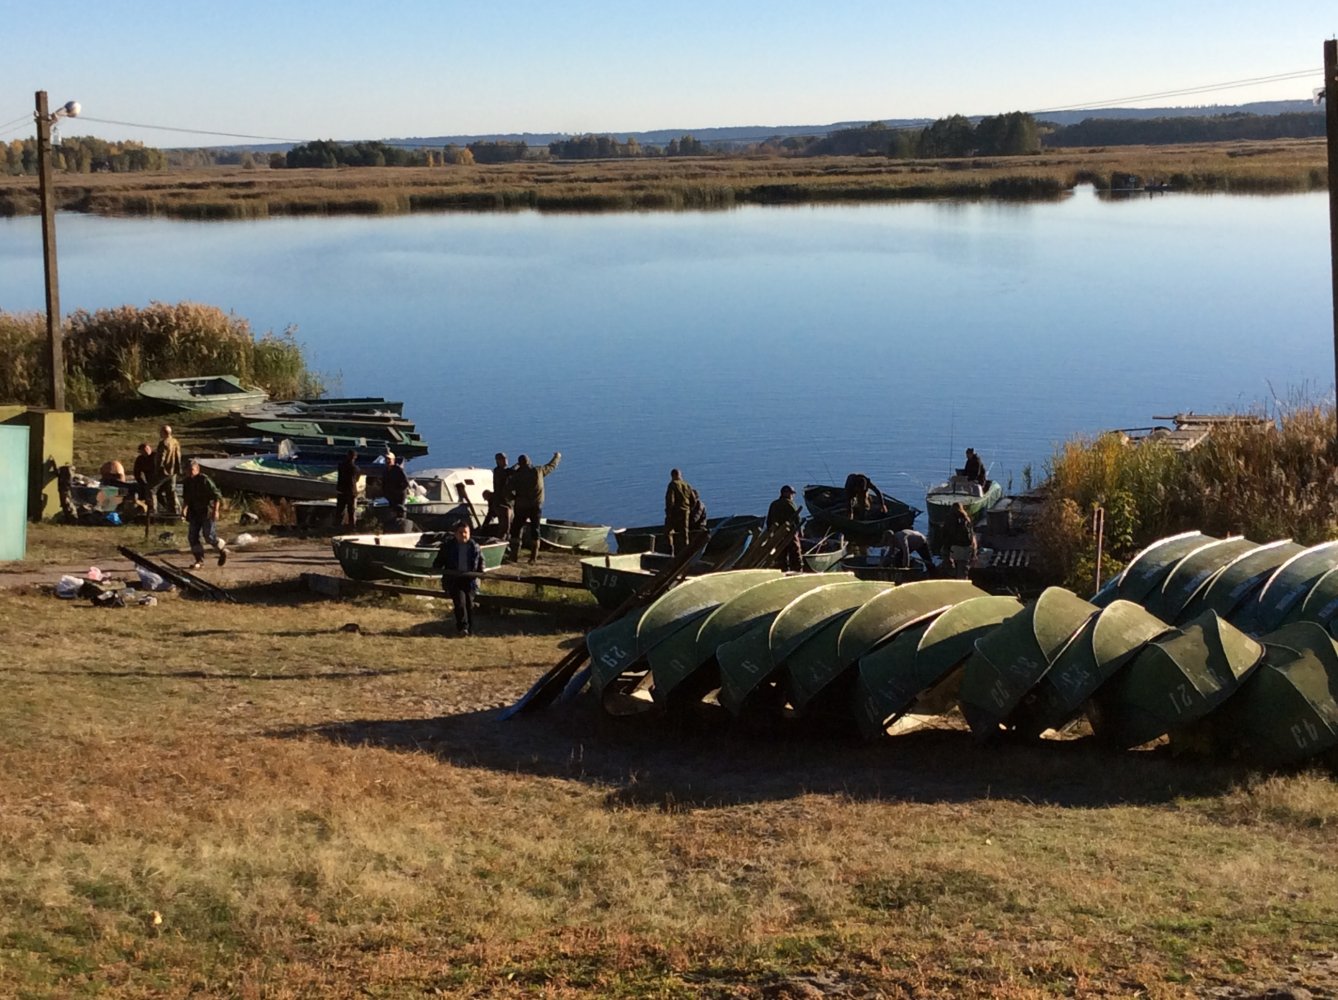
[117,546,236,602]
[498,527,713,719]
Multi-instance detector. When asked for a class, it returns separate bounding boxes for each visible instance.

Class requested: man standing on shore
[767,484,803,572]
[131,442,154,508]
[434,522,485,636]
[335,450,359,528]
[480,452,513,540]
[664,468,696,556]
[182,459,227,569]
[150,425,182,516]
[381,453,410,520]
[507,451,561,563]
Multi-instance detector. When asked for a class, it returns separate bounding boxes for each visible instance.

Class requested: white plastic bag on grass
[136,566,173,592]
[56,575,82,599]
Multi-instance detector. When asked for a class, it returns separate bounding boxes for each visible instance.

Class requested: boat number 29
[599,644,628,669]
[1291,718,1320,750]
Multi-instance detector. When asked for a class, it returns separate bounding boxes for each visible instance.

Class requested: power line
[77,115,308,144]
[1031,68,1322,115]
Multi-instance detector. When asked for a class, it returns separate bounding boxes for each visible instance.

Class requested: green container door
[0,426,28,560]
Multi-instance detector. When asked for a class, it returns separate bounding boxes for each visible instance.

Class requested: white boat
[925,475,1003,548]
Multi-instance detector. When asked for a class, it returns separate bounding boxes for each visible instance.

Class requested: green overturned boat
[1203,622,1338,765]
[587,570,781,713]
[855,595,1023,740]
[1009,599,1170,739]
[1093,531,1213,608]
[1177,539,1303,624]
[717,580,887,717]
[644,570,785,708]
[1142,536,1256,624]
[958,587,1099,739]
[1240,541,1338,635]
[1088,610,1264,749]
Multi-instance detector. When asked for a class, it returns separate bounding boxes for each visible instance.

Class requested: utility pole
[1326,41,1338,434]
[35,90,65,412]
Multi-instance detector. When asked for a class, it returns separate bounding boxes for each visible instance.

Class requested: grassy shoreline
[3,580,1337,998]
[2,415,1338,997]
[0,139,1325,220]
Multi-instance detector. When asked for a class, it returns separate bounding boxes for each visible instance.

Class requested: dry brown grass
[0,139,1324,220]
[1,577,1336,998]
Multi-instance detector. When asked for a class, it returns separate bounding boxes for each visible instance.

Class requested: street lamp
[34,91,80,412]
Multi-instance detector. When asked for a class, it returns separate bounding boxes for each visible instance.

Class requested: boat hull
[137,375,268,412]
[332,532,506,582]
[539,519,611,554]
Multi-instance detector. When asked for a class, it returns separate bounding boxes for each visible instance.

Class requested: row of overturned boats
[527,530,1338,770]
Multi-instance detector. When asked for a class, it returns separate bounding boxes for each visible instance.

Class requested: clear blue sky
[2,1,1334,146]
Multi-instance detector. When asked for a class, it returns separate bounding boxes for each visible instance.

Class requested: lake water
[0,189,1330,527]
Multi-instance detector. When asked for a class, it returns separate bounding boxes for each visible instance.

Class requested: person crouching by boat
[941,502,977,578]
[767,485,803,572]
[434,522,484,636]
[182,459,227,569]
[844,471,872,520]
[664,468,696,556]
[882,528,934,573]
[507,451,561,563]
[480,452,513,540]
[335,450,360,529]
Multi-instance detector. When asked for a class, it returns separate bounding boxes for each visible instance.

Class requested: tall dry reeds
[0,302,323,411]
[1037,404,1338,590]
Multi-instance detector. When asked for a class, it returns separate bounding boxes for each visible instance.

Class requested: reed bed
[0,139,1323,220]
[1037,403,1338,589]
[0,303,323,411]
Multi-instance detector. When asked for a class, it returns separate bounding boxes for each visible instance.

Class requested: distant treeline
[4,136,166,174]
[8,109,1324,178]
[1042,111,1326,147]
[784,112,1041,158]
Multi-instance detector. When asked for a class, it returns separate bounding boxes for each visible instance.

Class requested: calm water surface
[0,190,1329,526]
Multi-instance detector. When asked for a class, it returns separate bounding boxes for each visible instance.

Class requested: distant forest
[3,109,1327,175]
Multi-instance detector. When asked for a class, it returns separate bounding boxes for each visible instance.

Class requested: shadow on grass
[26,667,412,681]
[280,698,1246,810]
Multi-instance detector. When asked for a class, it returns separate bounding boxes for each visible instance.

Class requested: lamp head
[61,101,80,118]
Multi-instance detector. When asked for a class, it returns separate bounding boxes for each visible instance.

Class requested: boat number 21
[1167,683,1195,715]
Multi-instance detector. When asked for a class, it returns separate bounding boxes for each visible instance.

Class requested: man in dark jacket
[961,448,987,486]
[381,453,410,519]
[506,451,561,562]
[335,450,360,528]
[480,452,513,540]
[181,459,227,569]
[433,522,485,636]
[767,484,803,572]
[131,442,154,507]
[664,468,696,556]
